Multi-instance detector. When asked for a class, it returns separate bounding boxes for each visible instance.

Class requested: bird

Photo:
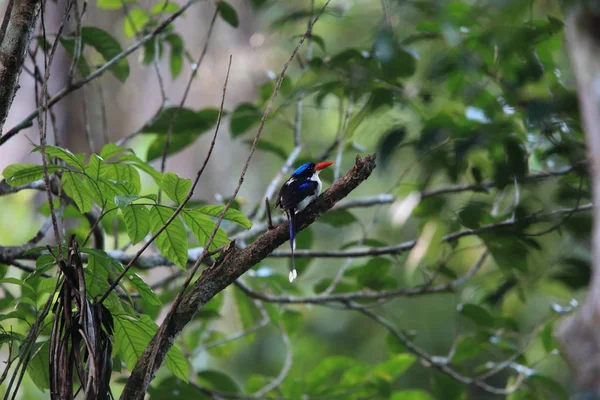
[276,161,334,282]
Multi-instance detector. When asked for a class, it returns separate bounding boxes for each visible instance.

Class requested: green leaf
[218,2,239,28]
[101,163,141,194]
[2,163,62,187]
[197,370,241,393]
[59,37,92,77]
[391,390,436,400]
[114,314,190,381]
[193,205,252,229]
[246,139,287,160]
[32,145,83,169]
[81,27,130,82]
[182,209,230,250]
[160,172,191,205]
[149,377,207,399]
[458,303,495,328]
[119,153,163,183]
[32,254,57,279]
[527,374,569,400]
[149,206,189,269]
[115,194,143,209]
[144,108,221,161]
[86,154,104,184]
[233,287,258,343]
[123,204,151,245]
[124,8,149,37]
[387,331,407,353]
[452,335,486,362]
[373,354,416,382]
[318,210,357,227]
[151,1,180,14]
[100,143,132,160]
[373,30,416,80]
[165,33,184,79]
[127,271,161,306]
[377,127,407,170]
[62,171,94,213]
[354,258,396,291]
[97,0,135,10]
[27,342,50,391]
[143,107,220,136]
[0,311,28,323]
[306,356,358,394]
[230,103,261,137]
[282,309,303,336]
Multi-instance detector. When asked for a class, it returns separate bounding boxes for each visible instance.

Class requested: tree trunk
[0,0,41,135]
[556,4,600,393]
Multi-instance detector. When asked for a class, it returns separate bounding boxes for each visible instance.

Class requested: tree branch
[266,203,592,258]
[235,251,488,304]
[120,154,376,399]
[235,164,580,242]
[0,0,41,135]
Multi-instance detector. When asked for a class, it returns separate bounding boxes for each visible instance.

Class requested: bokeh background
[0,0,589,398]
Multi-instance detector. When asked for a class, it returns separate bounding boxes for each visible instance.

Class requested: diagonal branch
[120,154,376,399]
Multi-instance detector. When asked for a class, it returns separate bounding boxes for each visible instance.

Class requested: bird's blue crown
[292,162,313,176]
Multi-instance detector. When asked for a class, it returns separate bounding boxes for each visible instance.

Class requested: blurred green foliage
[0,0,593,399]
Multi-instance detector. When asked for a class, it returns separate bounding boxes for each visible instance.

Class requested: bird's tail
[287,210,298,282]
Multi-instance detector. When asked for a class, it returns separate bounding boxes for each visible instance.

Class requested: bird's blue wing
[276,179,318,211]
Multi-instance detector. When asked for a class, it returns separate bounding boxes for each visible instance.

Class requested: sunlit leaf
[123,8,149,37]
[149,206,189,269]
[181,209,230,250]
[193,205,252,229]
[2,163,62,187]
[123,204,150,244]
[62,171,94,213]
[160,172,191,205]
[81,27,129,82]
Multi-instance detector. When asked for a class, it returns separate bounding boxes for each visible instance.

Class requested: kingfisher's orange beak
[315,161,334,171]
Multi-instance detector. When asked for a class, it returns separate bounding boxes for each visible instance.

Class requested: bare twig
[265,197,275,230]
[349,303,526,395]
[138,11,328,385]
[236,251,488,304]
[97,54,232,305]
[0,0,203,145]
[267,203,592,258]
[157,1,221,203]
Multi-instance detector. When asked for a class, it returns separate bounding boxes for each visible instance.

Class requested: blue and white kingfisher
[276,161,334,282]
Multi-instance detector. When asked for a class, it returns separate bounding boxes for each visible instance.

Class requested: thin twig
[267,203,592,258]
[97,55,232,305]
[157,1,221,203]
[0,0,203,145]
[236,251,488,304]
[265,197,275,230]
[349,303,526,395]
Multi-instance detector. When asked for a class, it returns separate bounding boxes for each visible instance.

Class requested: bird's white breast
[296,174,322,213]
